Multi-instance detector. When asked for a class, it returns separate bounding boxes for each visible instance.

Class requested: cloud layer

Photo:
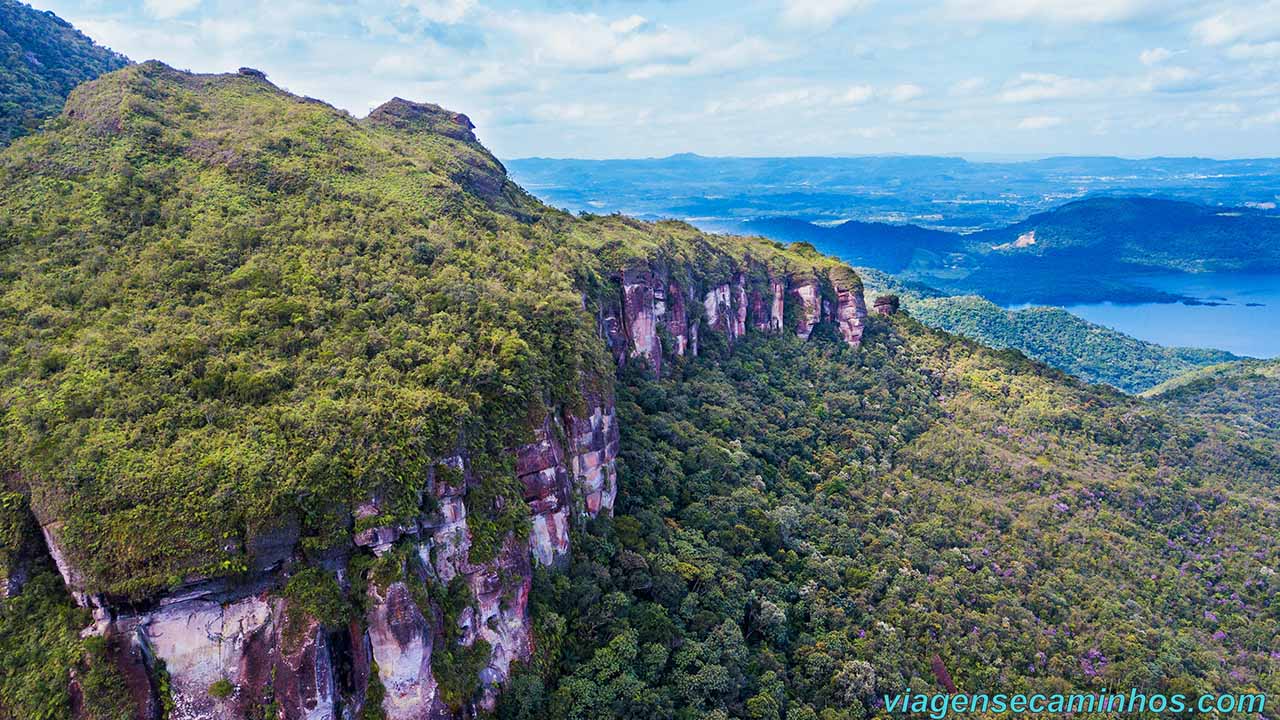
[38,0,1280,158]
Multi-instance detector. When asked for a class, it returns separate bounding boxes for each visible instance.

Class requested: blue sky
[37,0,1280,159]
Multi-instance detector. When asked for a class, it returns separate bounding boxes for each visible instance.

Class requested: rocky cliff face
[21,256,867,720]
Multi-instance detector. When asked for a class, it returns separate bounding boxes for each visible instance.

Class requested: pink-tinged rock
[791,279,823,340]
[666,280,690,356]
[139,593,276,720]
[366,582,447,720]
[424,494,471,583]
[732,274,748,339]
[620,268,663,374]
[568,393,619,518]
[515,416,574,566]
[769,276,786,332]
[829,268,867,347]
[529,506,571,566]
[273,613,338,720]
[460,536,533,712]
[873,295,899,316]
[703,283,731,335]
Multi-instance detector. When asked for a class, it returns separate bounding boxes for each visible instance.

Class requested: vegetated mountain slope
[0,62,867,719]
[508,319,1280,719]
[1144,360,1280,444]
[0,0,128,145]
[0,62,1276,720]
[854,268,1238,393]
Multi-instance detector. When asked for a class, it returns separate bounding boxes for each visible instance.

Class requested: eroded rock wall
[25,259,868,720]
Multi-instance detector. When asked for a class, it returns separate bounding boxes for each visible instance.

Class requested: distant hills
[508,153,1280,232]
[0,0,128,145]
[745,197,1280,304]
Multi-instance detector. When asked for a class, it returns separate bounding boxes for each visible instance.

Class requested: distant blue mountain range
[508,155,1280,304]
[507,153,1280,233]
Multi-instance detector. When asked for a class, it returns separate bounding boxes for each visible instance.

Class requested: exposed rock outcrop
[829,267,868,346]
[366,581,445,720]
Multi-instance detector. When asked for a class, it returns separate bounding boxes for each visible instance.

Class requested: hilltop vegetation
[0,0,128,145]
[0,61,844,600]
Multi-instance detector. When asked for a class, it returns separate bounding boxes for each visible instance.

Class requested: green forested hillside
[504,319,1279,719]
[0,0,128,145]
[1145,360,1280,444]
[855,268,1237,393]
[907,295,1238,393]
[0,62,1276,720]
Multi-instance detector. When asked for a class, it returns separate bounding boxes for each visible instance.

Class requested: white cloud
[372,43,453,79]
[947,0,1151,24]
[1244,108,1280,126]
[492,11,696,71]
[609,15,648,34]
[887,83,924,103]
[1139,47,1173,65]
[1017,115,1064,129]
[532,102,622,125]
[627,38,781,79]
[949,77,987,95]
[1194,3,1280,46]
[143,0,201,19]
[780,0,871,29]
[704,83,880,116]
[404,0,476,25]
[1139,65,1205,93]
[999,73,1100,102]
[1226,41,1280,59]
[198,18,255,45]
[839,84,875,104]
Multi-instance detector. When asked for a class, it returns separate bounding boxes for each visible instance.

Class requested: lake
[1021,273,1280,358]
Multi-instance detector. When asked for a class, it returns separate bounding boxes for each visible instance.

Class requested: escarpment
[0,62,868,719]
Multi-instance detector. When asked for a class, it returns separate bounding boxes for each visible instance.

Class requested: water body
[1025,273,1280,358]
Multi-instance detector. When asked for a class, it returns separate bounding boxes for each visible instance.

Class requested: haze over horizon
[28,0,1280,160]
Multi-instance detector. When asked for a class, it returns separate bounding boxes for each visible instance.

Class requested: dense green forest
[1145,360,1280,444]
[0,0,128,145]
[499,320,1279,719]
[0,60,1276,720]
[854,269,1236,393]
